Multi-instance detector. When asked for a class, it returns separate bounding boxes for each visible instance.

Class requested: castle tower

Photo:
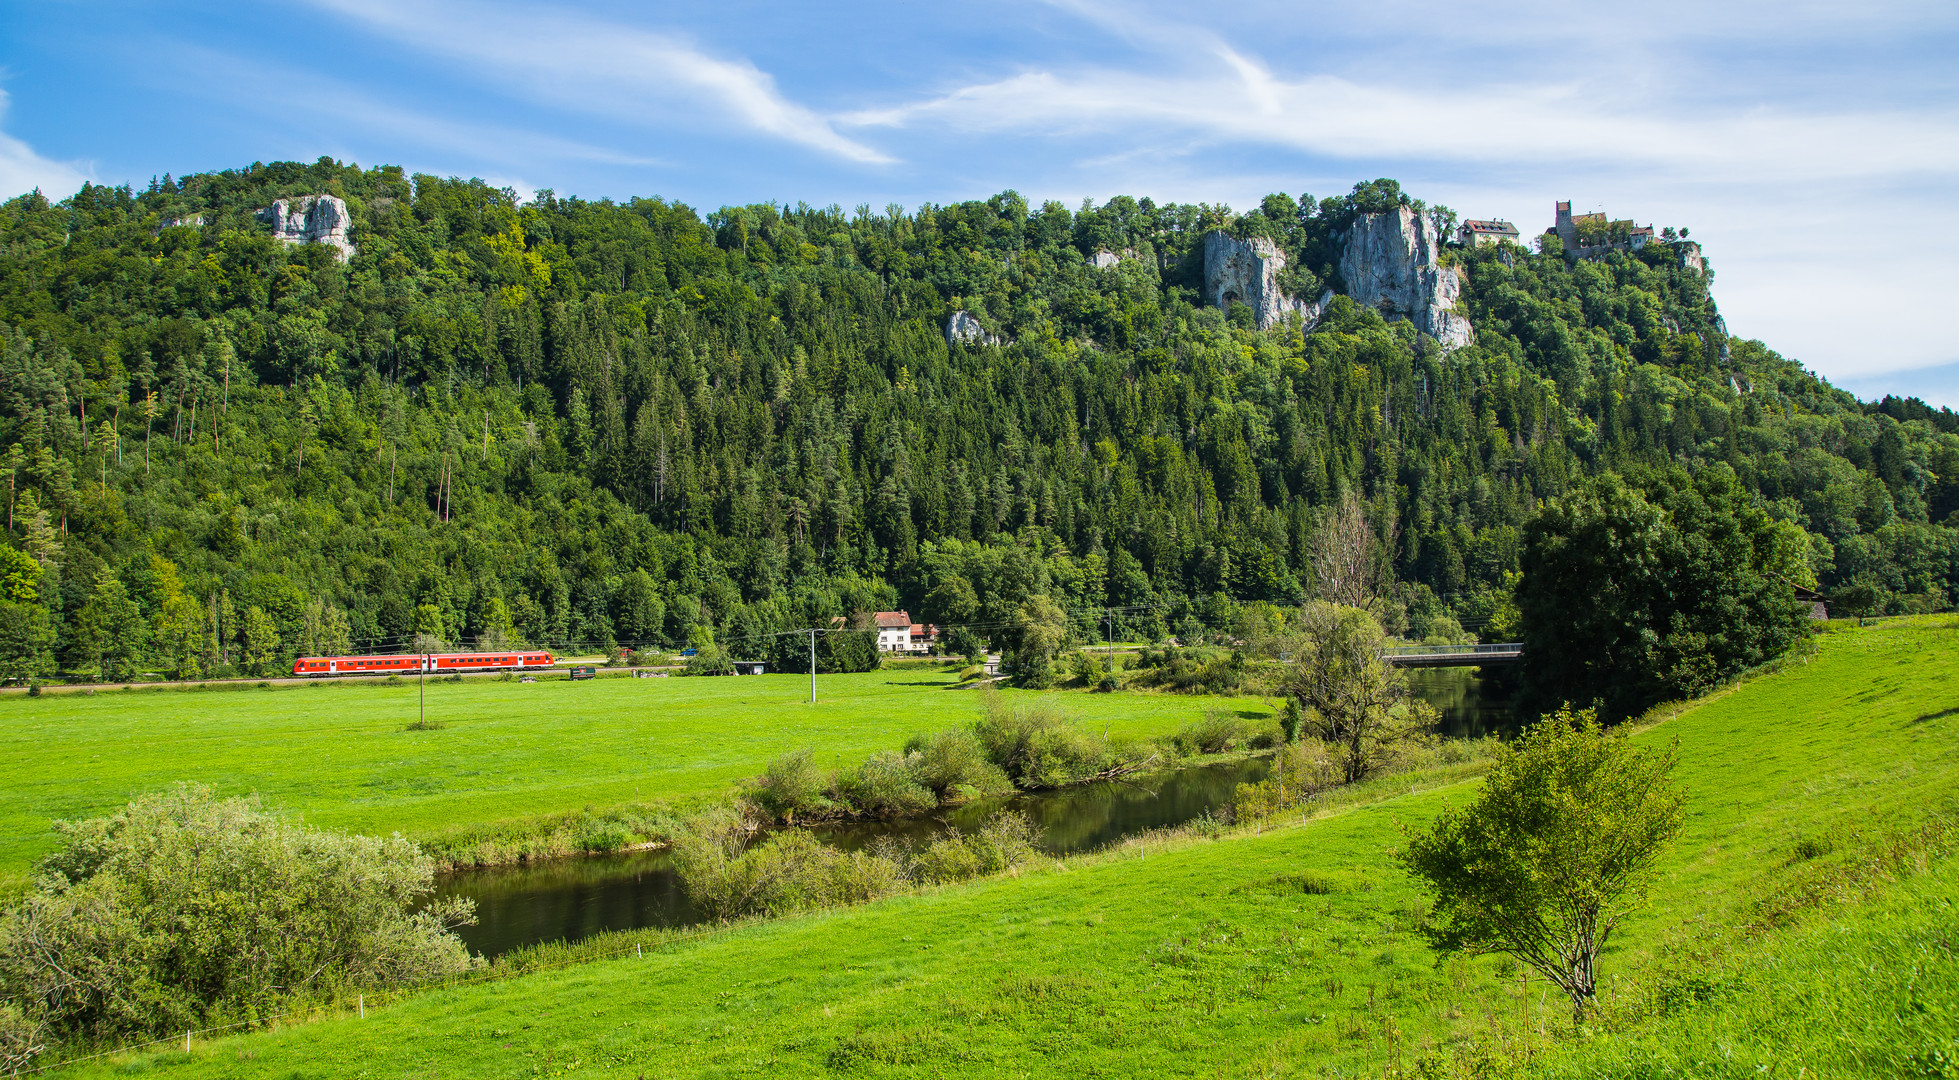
[1554,200,1575,248]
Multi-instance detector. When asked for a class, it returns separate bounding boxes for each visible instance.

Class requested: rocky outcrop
[1202,233,1328,330]
[1337,207,1471,349]
[946,310,1003,347]
[258,195,355,262]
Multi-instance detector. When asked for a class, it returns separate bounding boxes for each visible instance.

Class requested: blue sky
[3,0,1956,402]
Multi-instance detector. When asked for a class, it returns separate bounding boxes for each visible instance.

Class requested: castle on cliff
[1545,201,1702,271]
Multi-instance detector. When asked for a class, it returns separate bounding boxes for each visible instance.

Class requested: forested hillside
[0,157,1953,682]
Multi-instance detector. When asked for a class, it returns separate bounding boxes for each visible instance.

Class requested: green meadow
[53,618,1959,1078]
[0,667,1266,885]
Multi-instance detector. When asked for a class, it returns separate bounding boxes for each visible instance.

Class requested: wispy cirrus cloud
[304,0,892,165]
[845,57,1959,184]
[161,45,668,182]
[0,88,88,200]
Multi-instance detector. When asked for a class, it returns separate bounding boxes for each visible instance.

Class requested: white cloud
[0,88,88,200]
[832,0,1958,382]
[163,46,669,176]
[845,62,1958,184]
[306,0,891,165]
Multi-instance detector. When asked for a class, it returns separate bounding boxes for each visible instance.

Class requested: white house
[873,610,913,652]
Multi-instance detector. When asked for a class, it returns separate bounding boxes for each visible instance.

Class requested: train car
[290,651,557,677]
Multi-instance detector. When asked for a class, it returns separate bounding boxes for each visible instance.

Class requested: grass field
[0,667,1269,885]
[53,618,1959,1078]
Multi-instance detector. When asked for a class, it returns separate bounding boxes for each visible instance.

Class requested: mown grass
[54,617,1959,1078]
[0,669,1270,886]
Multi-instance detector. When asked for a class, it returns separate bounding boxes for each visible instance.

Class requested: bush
[901,729,1011,800]
[0,786,475,1045]
[973,688,1142,788]
[945,626,988,666]
[833,752,938,818]
[1233,739,1344,821]
[745,748,835,824]
[670,814,908,921]
[1132,647,1246,694]
[574,817,635,853]
[1171,707,1245,755]
[0,1002,43,1075]
[910,814,1042,884]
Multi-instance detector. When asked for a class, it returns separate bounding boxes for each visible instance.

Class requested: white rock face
[946,310,1003,347]
[259,195,355,262]
[1202,232,1328,330]
[1091,250,1120,270]
[1337,206,1472,350]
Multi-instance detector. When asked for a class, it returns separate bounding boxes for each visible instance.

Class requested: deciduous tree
[1398,708,1685,1023]
[1281,602,1432,783]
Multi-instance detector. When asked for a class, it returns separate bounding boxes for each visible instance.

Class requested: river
[434,756,1270,958]
[434,669,1510,958]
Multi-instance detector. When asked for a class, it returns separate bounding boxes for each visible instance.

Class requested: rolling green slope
[61,618,1957,1078]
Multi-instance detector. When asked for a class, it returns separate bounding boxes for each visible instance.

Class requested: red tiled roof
[1462,219,1517,232]
[872,610,911,628]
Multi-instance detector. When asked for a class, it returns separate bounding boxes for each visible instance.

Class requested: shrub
[901,729,1011,800]
[1133,647,1246,694]
[833,752,937,818]
[973,688,1147,788]
[908,832,982,883]
[0,786,475,1046]
[972,688,1095,787]
[0,1002,43,1075]
[745,748,835,824]
[1171,708,1246,755]
[1278,698,1302,743]
[1065,649,1097,686]
[910,814,1042,884]
[671,814,907,921]
[574,817,635,853]
[1233,739,1344,821]
[945,626,987,666]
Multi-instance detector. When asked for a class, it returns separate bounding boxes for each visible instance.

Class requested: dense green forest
[0,157,1953,682]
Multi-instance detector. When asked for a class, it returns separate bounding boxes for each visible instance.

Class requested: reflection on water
[1405,665,1514,738]
[432,846,696,958]
[434,756,1271,958]
[810,755,1270,855]
[436,678,1509,960]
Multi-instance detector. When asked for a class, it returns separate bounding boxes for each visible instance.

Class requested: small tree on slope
[1397,708,1685,1023]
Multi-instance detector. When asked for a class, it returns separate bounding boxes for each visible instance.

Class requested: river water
[435,669,1509,958]
[434,756,1270,958]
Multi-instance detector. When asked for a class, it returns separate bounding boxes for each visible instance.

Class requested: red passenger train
[290,651,557,677]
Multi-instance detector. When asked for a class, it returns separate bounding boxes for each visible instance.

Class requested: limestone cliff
[946,310,1003,347]
[1201,233,1328,330]
[1337,206,1472,349]
[258,195,355,262]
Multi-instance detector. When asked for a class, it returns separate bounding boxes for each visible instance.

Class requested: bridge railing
[1378,642,1523,657]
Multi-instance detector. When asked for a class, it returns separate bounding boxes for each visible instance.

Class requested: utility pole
[419,649,427,725]
[808,628,817,705]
